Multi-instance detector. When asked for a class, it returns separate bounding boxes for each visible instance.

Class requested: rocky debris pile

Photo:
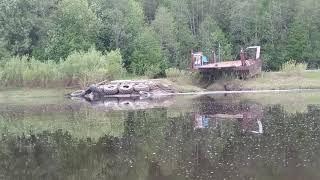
[69,80,176,100]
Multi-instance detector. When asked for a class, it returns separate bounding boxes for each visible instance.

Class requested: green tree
[229,0,257,49]
[1,0,320,71]
[286,18,312,63]
[44,0,98,61]
[0,0,58,57]
[130,28,167,76]
[0,39,10,61]
[199,17,232,61]
[255,0,285,70]
[298,0,320,68]
[169,0,196,68]
[152,7,179,66]
[142,0,159,23]
[94,0,145,68]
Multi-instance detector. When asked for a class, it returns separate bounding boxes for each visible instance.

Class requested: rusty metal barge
[191,46,262,79]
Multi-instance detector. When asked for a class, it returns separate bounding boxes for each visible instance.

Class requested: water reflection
[194,102,264,135]
[0,95,320,180]
[70,96,175,111]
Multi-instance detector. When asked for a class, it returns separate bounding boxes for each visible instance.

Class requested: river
[0,89,320,180]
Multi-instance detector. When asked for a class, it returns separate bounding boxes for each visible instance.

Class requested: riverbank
[1,70,320,94]
[206,70,320,91]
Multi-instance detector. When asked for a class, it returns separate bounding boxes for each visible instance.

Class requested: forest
[0,0,320,86]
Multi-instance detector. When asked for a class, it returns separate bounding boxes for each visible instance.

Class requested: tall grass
[1,56,28,87]
[23,58,60,87]
[281,60,307,76]
[60,49,106,87]
[165,67,199,83]
[0,56,61,87]
[0,49,125,88]
[60,48,125,87]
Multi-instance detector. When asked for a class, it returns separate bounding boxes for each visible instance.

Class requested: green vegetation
[0,49,124,88]
[1,0,320,88]
[208,70,320,91]
[242,92,320,113]
[280,61,308,76]
[41,0,98,61]
[130,27,167,77]
[164,68,203,92]
[199,17,232,60]
[60,49,125,87]
[1,56,60,88]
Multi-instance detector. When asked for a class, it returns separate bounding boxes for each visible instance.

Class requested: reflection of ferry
[193,103,264,134]
[194,113,263,134]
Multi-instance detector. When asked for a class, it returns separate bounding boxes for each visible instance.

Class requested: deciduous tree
[152,7,179,66]
[44,0,98,61]
[130,27,167,76]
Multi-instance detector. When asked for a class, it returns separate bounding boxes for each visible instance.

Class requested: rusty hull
[196,59,262,78]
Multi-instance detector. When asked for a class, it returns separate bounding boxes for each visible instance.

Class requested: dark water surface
[1,90,320,180]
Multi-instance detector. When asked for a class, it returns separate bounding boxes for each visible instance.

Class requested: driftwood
[110,80,149,84]
[96,80,110,85]
[208,114,243,119]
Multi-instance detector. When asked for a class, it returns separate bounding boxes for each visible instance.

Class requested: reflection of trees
[0,104,125,139]
[126,103,320,180]
[155,104,320,180]
[1,104,320,179]
[0,130,132,180]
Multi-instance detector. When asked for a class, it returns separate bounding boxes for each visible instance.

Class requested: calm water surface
[0,90,320,180]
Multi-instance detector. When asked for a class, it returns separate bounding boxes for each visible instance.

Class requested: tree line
[1,0,319,77]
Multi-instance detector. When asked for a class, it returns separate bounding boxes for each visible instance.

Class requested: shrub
[281,60,307,76]
[0,56,59,87]
[0,48,126,88]
[165,68,185,79]
[0,56,28,87]
[60,48,105,86]
[105,49,125,79]
[60,48,125,87]
[23,58,60,87]
[145,65,162,78]
[165,67,199,83]
[130,28,167,76]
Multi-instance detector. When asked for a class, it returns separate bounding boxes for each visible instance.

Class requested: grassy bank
[207,70,320,91]
[2,69,320,93]
[0,49,125,89]
[164,68,204,92]
[1,56,320,93]
[207,62,320,91]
